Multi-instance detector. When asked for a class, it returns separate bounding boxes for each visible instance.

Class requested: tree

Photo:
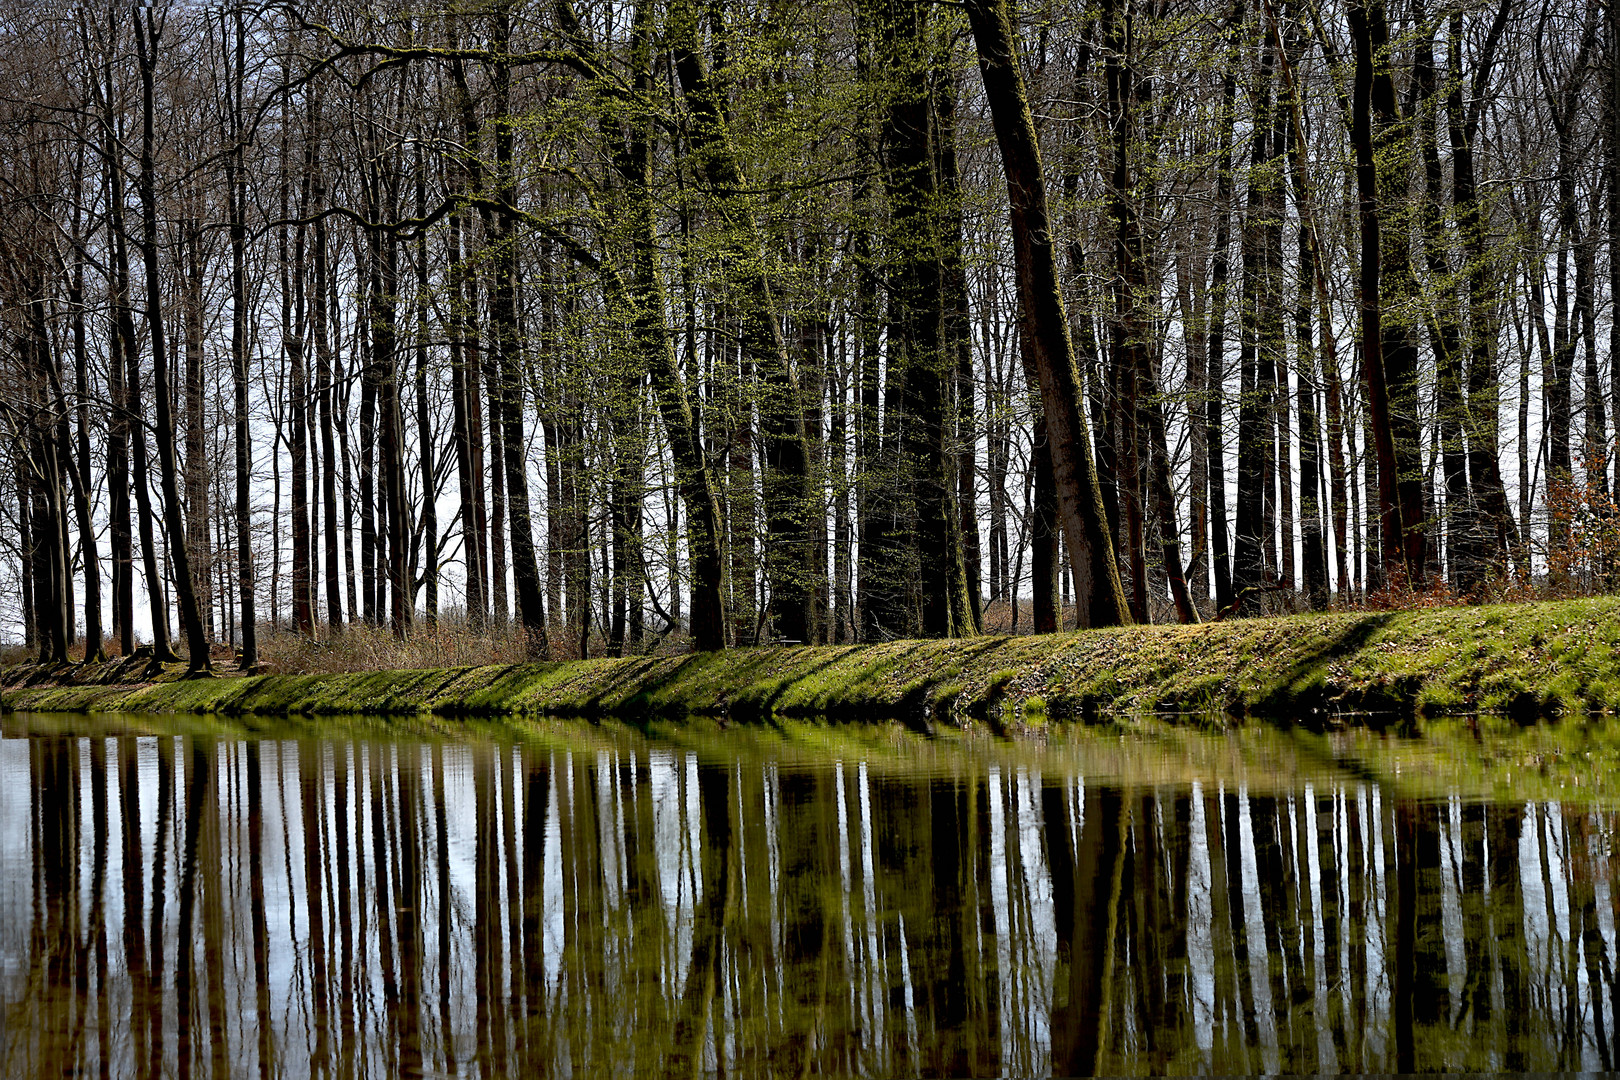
[964,0,1131,628]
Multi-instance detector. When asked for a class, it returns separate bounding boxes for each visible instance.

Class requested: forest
[0,0,1614,671]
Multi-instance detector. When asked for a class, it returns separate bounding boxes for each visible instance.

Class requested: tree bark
[609,3,728,650]
[414,143,438,624]
[877,0,972,638]
[1610,0,1620,505]
[853,204,892,638]
[122,13,176,666]
[1348,0,1414,587]
[447,203,487,628]
[447,45,490,629]
[376,228,411,636]
[489,3,547,654]
[1023,329,1061,633]
[668,0,816,643]
[225,4,257,666]
[289,125,313,637]
[133,9,209,672]
[1413,4,1469,586]
[1234,22,1277,615]
[313,182,342,629]
[964,0,1131,628]
[1269,0,1349,600]
[182,221,211,639]
[67,219,105,660]
[938,65,984,633]
[94,10,141,659]
[1205,2,1242,613]
[359,298,379,625]
[1103,0,1197,624]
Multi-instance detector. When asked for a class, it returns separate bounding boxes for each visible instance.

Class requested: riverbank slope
[5,597,1616,724]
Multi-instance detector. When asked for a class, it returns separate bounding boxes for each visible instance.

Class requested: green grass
[8,596,1620,724]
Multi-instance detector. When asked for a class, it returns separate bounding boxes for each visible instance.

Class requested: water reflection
[3,724,1620,1076]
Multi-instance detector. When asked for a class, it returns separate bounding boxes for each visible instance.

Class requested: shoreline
[3,597,1617,726]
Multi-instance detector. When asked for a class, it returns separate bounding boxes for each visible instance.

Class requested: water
[2,711,1618,1078]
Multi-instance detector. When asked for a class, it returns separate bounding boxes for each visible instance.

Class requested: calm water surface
[1,711,1616,1077]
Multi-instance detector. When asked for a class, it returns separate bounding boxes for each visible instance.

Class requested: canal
[0,712,1612,1076]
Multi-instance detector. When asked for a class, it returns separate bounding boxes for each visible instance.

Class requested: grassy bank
[7,596,1620,725]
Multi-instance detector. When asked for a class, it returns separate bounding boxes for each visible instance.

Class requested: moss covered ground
[6,596,1620,725]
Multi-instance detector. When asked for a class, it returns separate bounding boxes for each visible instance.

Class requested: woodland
[0,0,1613,672]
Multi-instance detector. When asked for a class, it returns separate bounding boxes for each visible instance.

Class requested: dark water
[3,714,1618,1077]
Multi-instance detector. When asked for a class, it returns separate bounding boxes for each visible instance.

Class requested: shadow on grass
[594,637,1016,724]
[625,644,902,720]
[1249,612,1397,724]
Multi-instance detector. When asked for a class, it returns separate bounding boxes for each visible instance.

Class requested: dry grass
[255,619,536,674]
[254,614,697,674]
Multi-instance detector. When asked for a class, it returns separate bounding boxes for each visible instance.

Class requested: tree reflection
[9,730,1620,1076]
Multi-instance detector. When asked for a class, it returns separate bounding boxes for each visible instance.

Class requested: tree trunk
[1370,1,1428,580]
[68,225,105,660]
[122,41,172,662]
[226,4,257,665]
[313,191,342,628]
[830,338,852,643]
[133,9,209,672]
[1026,345,1061,633]
[447,205,487,628]
[336,323,359,624]
[108,239,135,656]
[96,18,149,660]
[1103,0,1197,624]
[964,0,1131,628]
[1103,0,1147,622]
[289,173,313,637]
[1610,0,1620,506]
[607,378,642,657]
[23,309,70,664]
[1180,242,1209,607]
[1413,6,1468,586]
[447,48,491,630]
[484,320,509,626]
[610,17,728,650]
[1205,6,1241,613]
[669,0,815,644]
[1294,226,1328,610]
[1267,78,1292,595]
[852,208,889,638]
[1234,23,1277,616]
[16,450,33,653]
[1348,0,1414,587]
[1270,0,1350,600]
[878,0,972,638]
[414,144,438,624]
[938,65,983,633]
[489,6,548,654]
[376,228,412,637]
[359,264,379,627]
[182,222,211,640]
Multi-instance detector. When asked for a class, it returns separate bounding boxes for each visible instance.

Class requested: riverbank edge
[4,597,1617,724]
